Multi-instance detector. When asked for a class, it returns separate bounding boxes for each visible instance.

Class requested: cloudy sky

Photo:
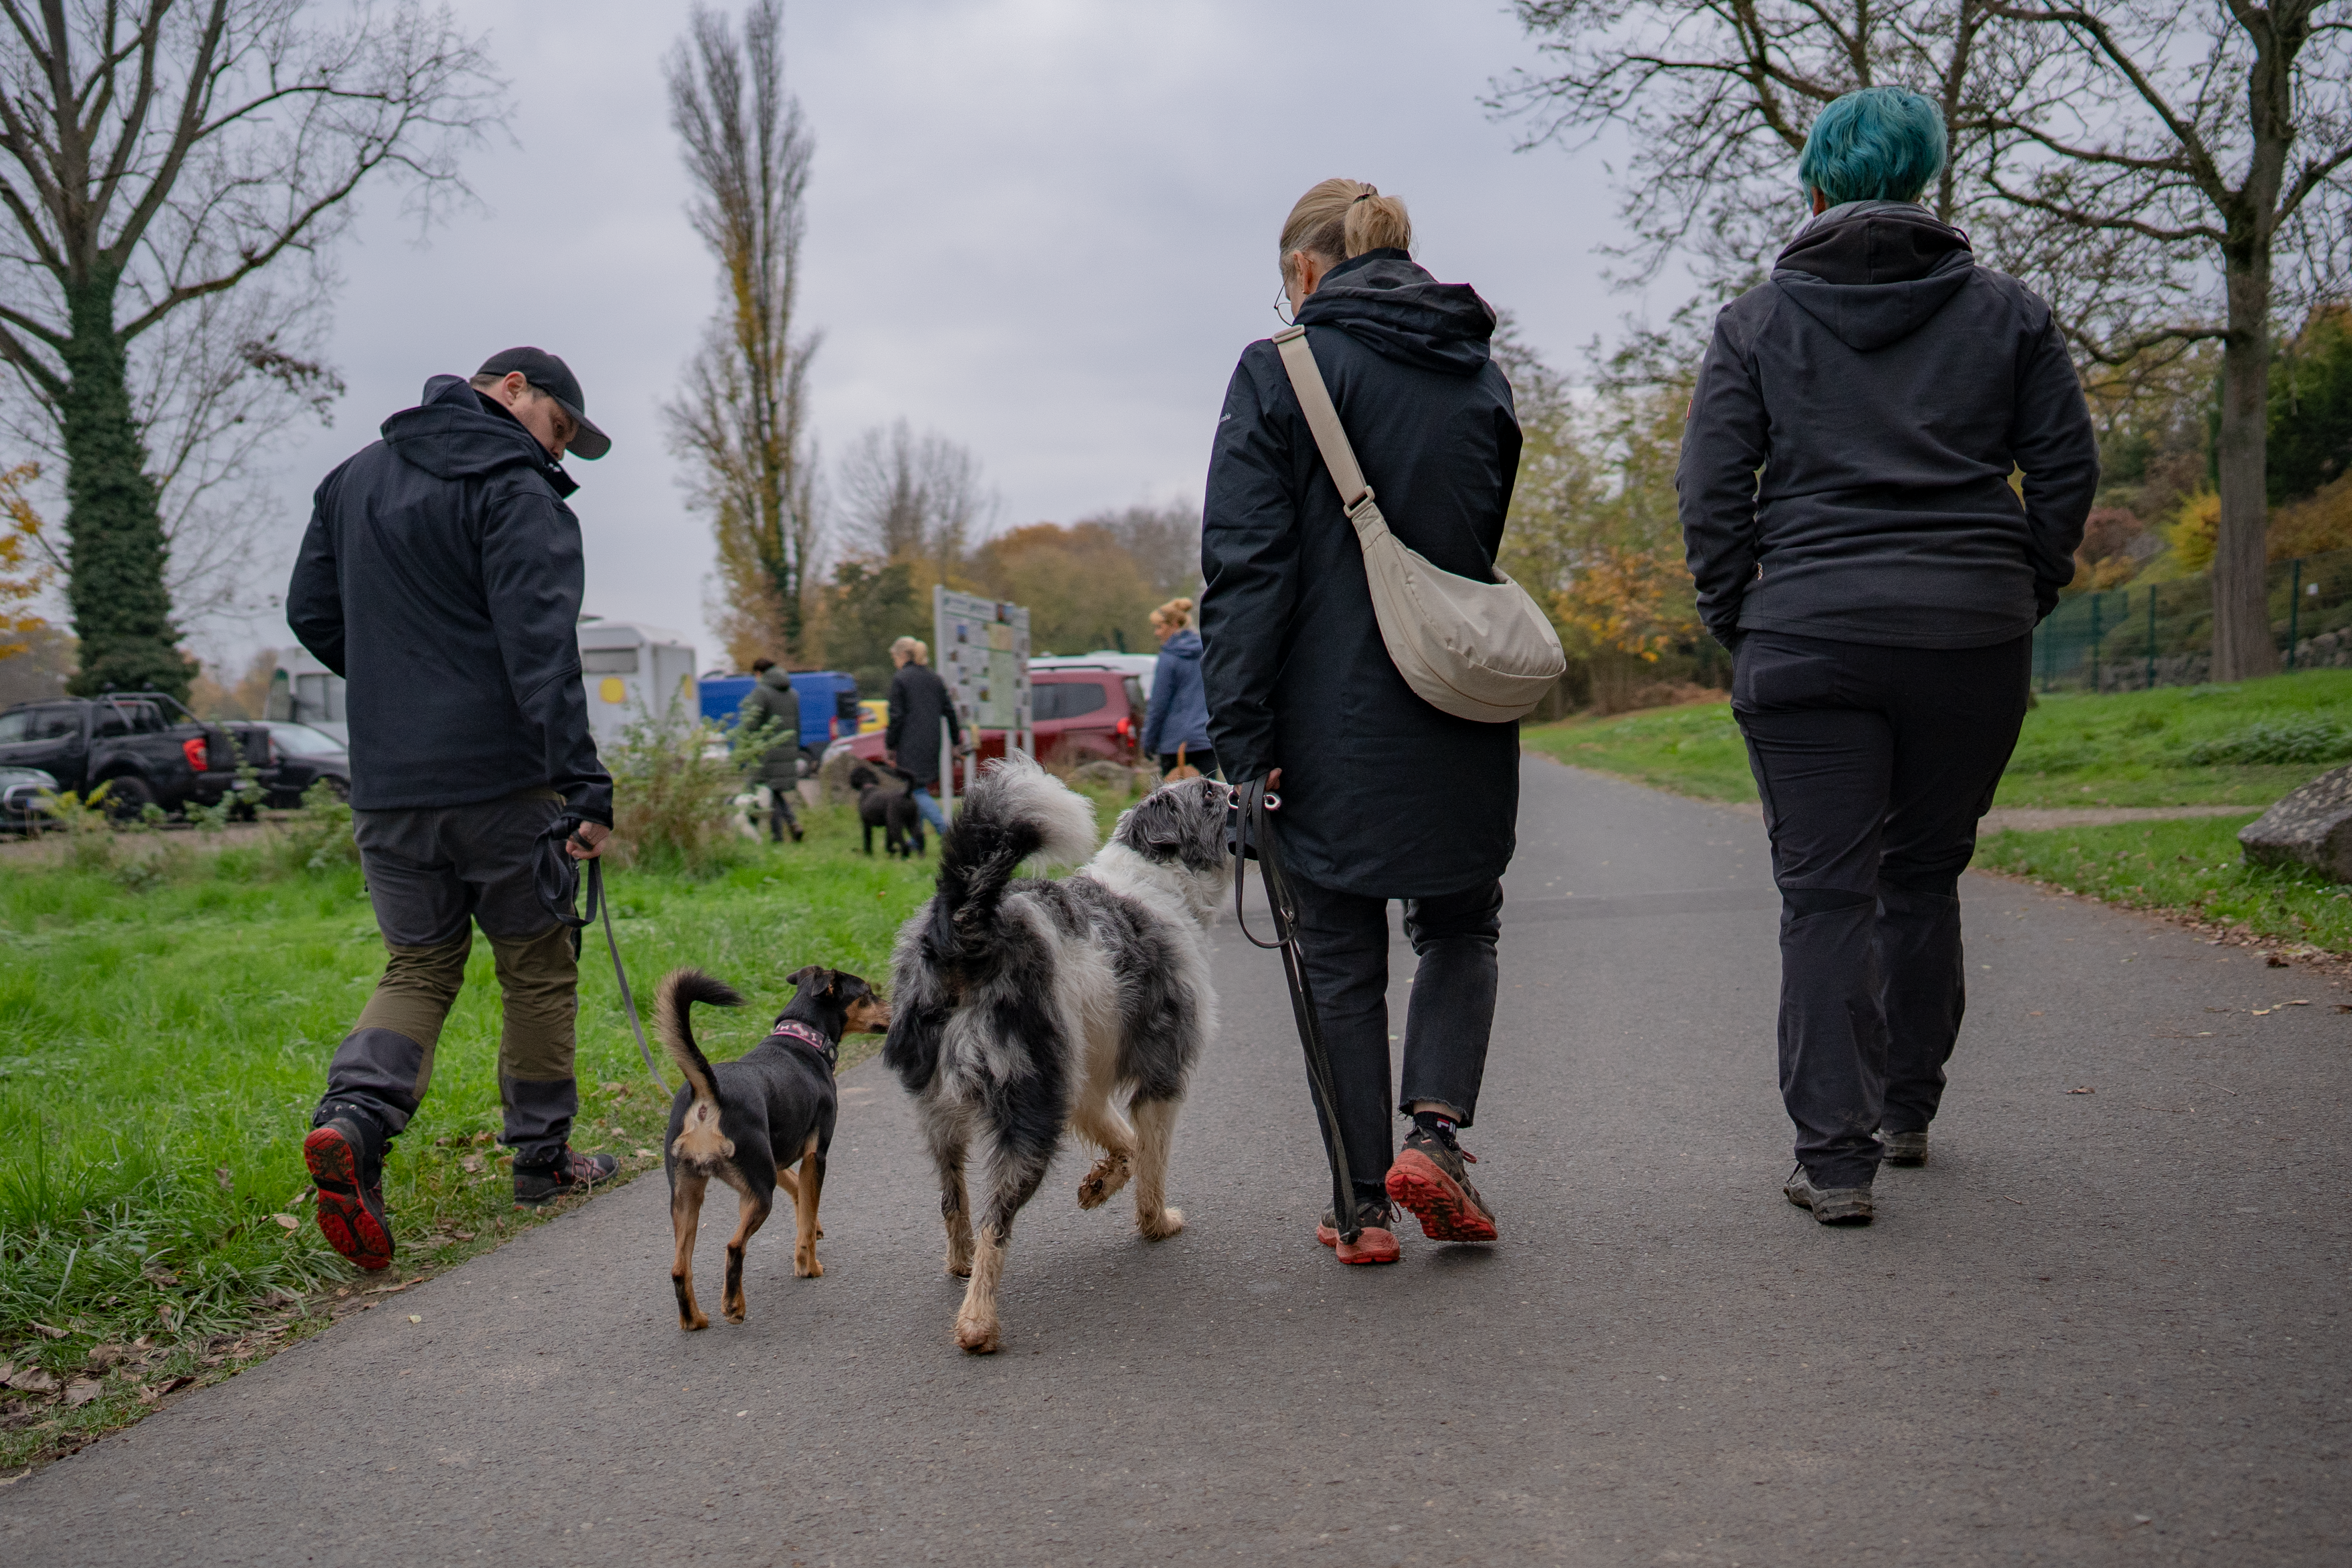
[237,0,1686,670]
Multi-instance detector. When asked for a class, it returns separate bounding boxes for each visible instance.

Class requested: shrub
[2183,718,2352,766]
[606,700,753,873]
[269,777,360,874]
[36,783,117,873]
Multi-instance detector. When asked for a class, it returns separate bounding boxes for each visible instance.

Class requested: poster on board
[933,588,1031,790]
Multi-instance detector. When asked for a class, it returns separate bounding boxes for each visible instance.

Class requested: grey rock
[2239,763,2352,882]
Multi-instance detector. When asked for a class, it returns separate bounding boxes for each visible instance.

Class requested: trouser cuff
[320,1026,432,1136]
[501,1076,578,1166]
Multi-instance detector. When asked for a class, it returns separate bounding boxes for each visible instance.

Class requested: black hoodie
[287,374,612,821]
[1678,204,2099,650]
[1200,250,1522,897]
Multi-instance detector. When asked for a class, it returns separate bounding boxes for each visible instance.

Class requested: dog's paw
[1138,1205,1185,1240]
[954,1315,1000,1355]
[1076,1152,1133,1210]
[795,1250,824,1279]
[680,1313,710,1332]
[722,1303,747,1325]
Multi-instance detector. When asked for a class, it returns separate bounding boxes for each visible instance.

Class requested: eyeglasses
[1272,278,1294,326]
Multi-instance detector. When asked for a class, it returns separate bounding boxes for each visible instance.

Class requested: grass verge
[0,782,1112,1469]
[1519,667,2352,810]
[1973,814,2352,956]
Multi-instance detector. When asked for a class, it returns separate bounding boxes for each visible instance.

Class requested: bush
[269,778,360,874]
[2183,717,2352,766]
[606,700,753,873]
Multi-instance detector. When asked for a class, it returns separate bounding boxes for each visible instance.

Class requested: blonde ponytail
[1151,596,1196,632]
[1279,178,1413,277]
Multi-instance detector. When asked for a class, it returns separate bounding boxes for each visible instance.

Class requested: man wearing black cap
[286,349,621,1272]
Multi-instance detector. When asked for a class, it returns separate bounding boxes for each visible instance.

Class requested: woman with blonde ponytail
[1142,596,1213,779]
[1200,177,1525,1266]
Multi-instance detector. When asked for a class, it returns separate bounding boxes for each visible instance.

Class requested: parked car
[1029,652,1160,702]
[262,721,351,806]
[827,669,1144,786]
[0,694,277,820]
[0,765,57,834]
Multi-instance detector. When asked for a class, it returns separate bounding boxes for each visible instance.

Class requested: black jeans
[1286,876,1503,1206]
[1733,630,2030,1188]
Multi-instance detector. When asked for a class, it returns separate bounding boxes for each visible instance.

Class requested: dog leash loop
[537,815,670,1096]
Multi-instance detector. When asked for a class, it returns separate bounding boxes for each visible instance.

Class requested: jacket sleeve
[2009,311,2100,619]
[1199,355,1298,783]
[1677,307,1769,651]
[884,670,905,755]
[480,483,613,824]
[285,476,346,677]
[1141,646,1173,755]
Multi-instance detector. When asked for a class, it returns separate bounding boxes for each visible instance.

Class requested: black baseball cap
[475,346,611,460]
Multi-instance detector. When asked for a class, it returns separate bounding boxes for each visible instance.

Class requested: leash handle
[1232,777,1361,1244]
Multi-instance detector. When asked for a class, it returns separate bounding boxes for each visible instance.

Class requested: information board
[933,585,1031,738]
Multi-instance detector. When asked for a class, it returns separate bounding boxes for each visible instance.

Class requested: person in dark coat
[1678,88,2098,1226]
[884,636,963,834]
[285,347,623,1271]
[1201,179,1522,1265]
[736,658,804,842]
[1141,596,1214,776]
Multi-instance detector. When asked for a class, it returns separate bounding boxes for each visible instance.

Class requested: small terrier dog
[657,964,889,1329]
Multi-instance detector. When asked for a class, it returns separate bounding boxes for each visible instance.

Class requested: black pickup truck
[0,693,279,820]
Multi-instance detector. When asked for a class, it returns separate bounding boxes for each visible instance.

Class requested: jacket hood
[759,666,794,690]
[1160,628,1203,658]
[1294,250,1496,376]
[382,374,579,498]
[1771,206,1975,353]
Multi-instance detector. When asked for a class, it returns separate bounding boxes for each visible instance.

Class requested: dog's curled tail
[933,753,1095,950]
[657,968,744,1163]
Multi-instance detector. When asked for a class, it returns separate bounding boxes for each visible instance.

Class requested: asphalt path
[7,756,2349,1566]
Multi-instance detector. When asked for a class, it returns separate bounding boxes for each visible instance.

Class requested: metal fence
[2030,547,2352,693]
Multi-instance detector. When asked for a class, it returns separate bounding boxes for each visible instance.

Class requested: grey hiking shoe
[1784,1167,1873,1225]
[512,1147,620,1207]
[1877,1128,1929,1167]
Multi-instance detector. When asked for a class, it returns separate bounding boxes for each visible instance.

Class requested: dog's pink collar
[767,1018,837,1071]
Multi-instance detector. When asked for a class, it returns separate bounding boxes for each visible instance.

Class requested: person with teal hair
[1678,85,2100,1227]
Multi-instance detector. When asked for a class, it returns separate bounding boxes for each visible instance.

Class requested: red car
[831,669,1145,787]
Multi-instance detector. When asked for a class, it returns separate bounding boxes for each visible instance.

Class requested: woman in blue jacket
[1141,597,1214,778]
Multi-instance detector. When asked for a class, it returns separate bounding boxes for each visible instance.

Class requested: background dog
[847,762,926,858]
[882,753,1232,1354]
[657,964,889,1330]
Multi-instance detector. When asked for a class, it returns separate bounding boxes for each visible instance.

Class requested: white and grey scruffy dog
[881,752,1232,1354]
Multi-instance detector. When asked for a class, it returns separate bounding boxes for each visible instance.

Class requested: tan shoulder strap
[1272,324,1372,515]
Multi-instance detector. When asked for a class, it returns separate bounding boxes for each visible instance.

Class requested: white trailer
[577,618,698,747]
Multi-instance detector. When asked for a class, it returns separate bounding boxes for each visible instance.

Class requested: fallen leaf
[7,1368,60,1395]
[333,1286,351,1299]
[453,1230,475,1241]
[635,1148,657,1159]
[272,1213,299,1231]
[62,1379,103,1408]
[2266,954,2289,968]
[406,1314,421,1325]
[30,1322,66,1340]
[142,1265,180,1286]
[0,1467,29,1486]
[83,1344,124,1372]
[0,1363,11,1385]
[460,1155,485,1174]
[365,1282,407,1295]
[2281,999,2311,1008]
[2067,1085,2095,1095]
[215,1166,235,1192]
[137,1375,192,1405]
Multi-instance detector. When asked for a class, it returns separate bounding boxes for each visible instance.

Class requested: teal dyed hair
[1797,86,1947,206]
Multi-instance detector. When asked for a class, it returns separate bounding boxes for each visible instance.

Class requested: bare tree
[1977,2,2352,675]
[664,0,819,663]
[0,1,503,699]
[837,418,992,583]
[1078,501,1201,600]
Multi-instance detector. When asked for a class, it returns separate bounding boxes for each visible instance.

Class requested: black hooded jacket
[287,375,612,822]
[1200,250,1522,898]
[1678,203,2099,649]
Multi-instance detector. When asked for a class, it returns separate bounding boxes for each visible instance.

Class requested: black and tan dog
[847,762,926,858]
[656,964,890,1329]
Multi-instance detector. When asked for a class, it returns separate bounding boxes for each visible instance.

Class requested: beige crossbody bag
[1272,324,1566,723]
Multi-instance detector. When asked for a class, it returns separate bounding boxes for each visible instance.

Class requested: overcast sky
[234,0,1681,671]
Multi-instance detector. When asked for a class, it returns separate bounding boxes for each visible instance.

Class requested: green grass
[1974,814,2352,953]
[1521,668,2352,809]
[0,791,1043,1466]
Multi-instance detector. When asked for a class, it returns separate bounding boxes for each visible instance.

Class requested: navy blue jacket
[1679,203,2098,649]
[1200,250,1522,898]
[287,376,612,822]
[1142,628,1211,756]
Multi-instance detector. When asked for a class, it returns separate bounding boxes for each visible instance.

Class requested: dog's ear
[787,964,825,992]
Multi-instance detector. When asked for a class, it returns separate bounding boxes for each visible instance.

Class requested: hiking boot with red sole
[1316,1200,1402,1265]
[304,1117,393,1272]
[1385,1126,1499,1243]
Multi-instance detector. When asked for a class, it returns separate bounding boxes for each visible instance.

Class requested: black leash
[1231,779,1361,1245]
[538,817,671,1097]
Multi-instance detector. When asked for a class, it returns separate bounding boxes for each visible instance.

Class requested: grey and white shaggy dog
[882,752,1232,1354]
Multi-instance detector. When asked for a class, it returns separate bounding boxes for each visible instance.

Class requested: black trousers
[1157,748,1218,779]
[1732,630,2030,1188]
[1287,876,1502,1206]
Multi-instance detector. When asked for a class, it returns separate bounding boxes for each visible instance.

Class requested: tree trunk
[2209,247,2279,682]
[59,269,190,702]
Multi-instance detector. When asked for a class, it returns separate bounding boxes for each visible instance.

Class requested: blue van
[698,671,862,751]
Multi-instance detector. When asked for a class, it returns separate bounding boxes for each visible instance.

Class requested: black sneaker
[1315,1199,1402,1265]
[1877,1128,1929,1166]
[1784,1166,1874,1225]
[512,1147,621,1207]
[304,1111,393,1271]
[1386,1121,1499,1242]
